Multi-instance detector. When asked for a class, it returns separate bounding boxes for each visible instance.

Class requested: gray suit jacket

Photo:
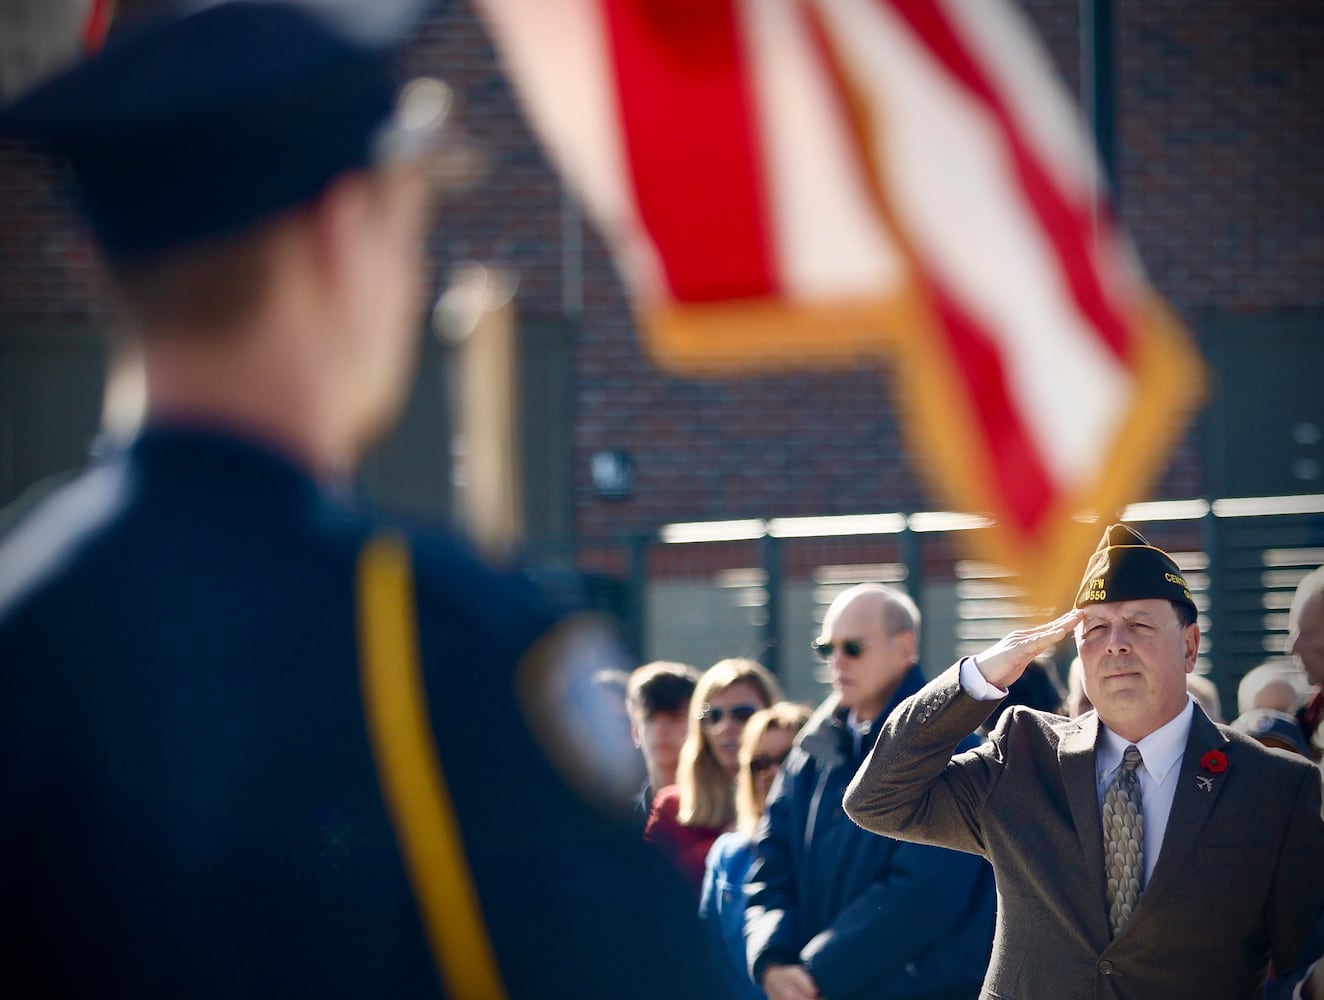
[844,663,1324,1000]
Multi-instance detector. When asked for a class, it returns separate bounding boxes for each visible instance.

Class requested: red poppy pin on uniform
[1200,750,1228,773]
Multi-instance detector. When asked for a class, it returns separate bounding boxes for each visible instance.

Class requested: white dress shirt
[846,710,873,758]
[1095,698,1194,886]
[960,658,1196,885]
[958,656,1007,702]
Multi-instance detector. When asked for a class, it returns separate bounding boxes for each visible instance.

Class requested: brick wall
[1,0,1319,576]
[557,0,1323,568]
[1119,0,1324,314]
[0,142,109,326]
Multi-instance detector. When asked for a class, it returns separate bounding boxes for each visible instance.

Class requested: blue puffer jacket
[745,665,995,1000]
[698,832,764,1000]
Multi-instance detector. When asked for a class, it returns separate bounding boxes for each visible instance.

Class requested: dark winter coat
[745,665,995,1000]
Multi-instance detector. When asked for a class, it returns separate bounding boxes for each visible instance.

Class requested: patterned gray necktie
[1103,745,1145,936]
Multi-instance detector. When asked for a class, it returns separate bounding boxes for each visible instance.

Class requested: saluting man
[845,523,1324,999]
[0,3,725,997]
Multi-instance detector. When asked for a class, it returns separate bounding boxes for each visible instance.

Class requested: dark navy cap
[1230,708,1309,756]
[1073,522,1197,614]
[0,0,451,263]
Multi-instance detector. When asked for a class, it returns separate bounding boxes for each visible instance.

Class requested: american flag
[475,0,1206,607]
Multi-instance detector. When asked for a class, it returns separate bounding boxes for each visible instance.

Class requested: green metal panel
[517,316,575,561]
[1208,513,1324,713]
[357,337,453,526]
[0,329,106,514]
[1206,312,1324,499]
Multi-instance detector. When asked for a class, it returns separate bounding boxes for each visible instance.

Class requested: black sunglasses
[749,751,790,775]
[698,703,759,726]
[811,639,866,660]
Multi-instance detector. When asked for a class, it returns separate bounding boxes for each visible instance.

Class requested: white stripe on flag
[938,0,1101,207]
[938,0,1150,315]
[820,0,1132,491]
[740,0,906,301]
[475,0,665,301]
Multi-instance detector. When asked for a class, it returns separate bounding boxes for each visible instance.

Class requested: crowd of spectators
[616,560,1324,999]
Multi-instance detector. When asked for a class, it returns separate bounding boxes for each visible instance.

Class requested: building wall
[417,0,1323,576]
[1,1,1320,574]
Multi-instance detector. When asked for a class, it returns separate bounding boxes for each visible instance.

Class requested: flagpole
[1081,0,1118,216]
[434,263,523,562]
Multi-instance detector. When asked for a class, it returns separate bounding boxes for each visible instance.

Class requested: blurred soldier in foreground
[0,3,724,996]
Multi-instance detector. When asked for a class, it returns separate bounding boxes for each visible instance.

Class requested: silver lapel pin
[1196,775,1213,792]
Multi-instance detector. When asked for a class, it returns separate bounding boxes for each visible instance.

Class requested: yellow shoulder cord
[355,532,509,1000]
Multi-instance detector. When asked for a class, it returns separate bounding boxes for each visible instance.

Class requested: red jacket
[644,785,725,900]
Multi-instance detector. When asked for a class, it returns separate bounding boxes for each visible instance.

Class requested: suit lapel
[1137,707,1229,909]
[1059,712,1110,933]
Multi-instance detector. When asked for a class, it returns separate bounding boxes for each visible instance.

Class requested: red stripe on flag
[600,0,777,302]
[801,0,1057,534]
[885,0,1132,362]
[83,0,115,53]
[927,282,1056,535]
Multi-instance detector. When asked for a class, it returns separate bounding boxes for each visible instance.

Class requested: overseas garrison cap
[0,0,451,262]
[1073,522,1197,614]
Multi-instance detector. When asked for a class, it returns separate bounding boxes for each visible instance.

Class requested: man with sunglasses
[746,584,996,1000]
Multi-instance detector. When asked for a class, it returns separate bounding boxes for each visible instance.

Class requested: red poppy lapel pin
[1196,749,1228,791]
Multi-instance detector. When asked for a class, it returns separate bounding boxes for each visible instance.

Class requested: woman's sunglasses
[749,751,790,775]
[698,703,759,726]
[811,639,866,660]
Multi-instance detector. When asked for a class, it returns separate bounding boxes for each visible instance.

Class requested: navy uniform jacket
[0,427,724,998]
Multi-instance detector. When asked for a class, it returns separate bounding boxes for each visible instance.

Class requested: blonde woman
[644,658,782,898]
[699,703,812,1000]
